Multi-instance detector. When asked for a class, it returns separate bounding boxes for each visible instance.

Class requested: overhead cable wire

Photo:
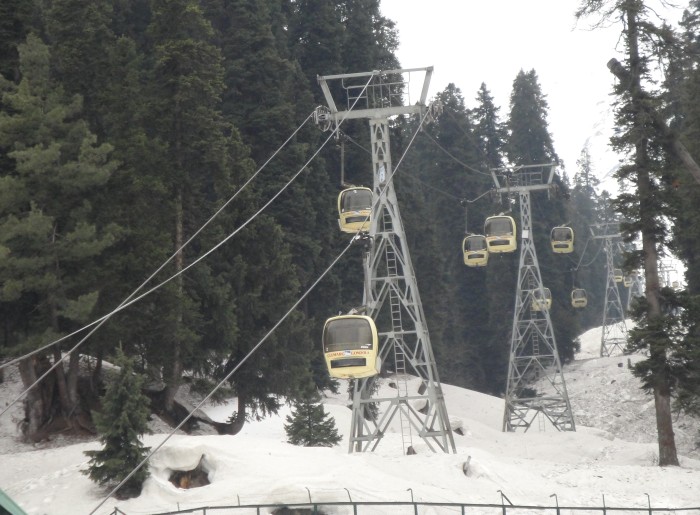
[578,238,605,269]
[339,129,464,202]
[420,130,491,176]
[90,83,429,514]
[1,75,377,420]
[88,233,355,515]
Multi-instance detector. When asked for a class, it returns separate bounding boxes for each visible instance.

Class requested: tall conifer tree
[576,0,681,466]
[502,69,578,365]
[0,34,118,438]
[143,0,240,417]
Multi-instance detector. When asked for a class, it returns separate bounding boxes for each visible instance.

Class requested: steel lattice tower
[591,224,627,357]
[317,68,455,454]
[495,164,575,433]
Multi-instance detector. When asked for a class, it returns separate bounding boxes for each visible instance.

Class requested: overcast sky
[379,0,683,186]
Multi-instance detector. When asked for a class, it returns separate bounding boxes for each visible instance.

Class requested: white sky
[379,0,684,186]
[1,325,699,514]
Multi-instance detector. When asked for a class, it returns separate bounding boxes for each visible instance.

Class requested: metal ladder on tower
[383,209,413,452]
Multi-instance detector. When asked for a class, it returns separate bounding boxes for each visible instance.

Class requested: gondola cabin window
[338,187,372,233]
[484,216,517,253]
[322,315,379,379]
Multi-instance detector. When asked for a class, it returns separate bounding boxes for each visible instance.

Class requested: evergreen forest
[0,0,699,470]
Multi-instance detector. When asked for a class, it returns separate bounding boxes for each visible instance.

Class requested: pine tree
[142,0,238,417]
[0,0,36,82]
[472,82,507,170]
[667,1,700,294]
[84,347,151,499]
[504,69,579,363]
[207,0,337,421]
[657,0,700,428]
[576,0,680,466]
[0,34,119,438]
[570,145,606,331]
[45,0,115,134]
[398,83,493,390]
[284,387,341,447]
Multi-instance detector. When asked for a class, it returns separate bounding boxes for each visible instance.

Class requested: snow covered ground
[0,325,699,515]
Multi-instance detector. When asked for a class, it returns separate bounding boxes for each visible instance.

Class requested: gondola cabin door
[484,216,517,253]
[322,315,380,379]
[338,187,372,233]
[550,226,574,254]
[462,235,489,267]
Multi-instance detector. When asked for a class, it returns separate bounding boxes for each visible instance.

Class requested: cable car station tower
[317,68,455,454]
[493,164,575,432]
[590,223,628,357]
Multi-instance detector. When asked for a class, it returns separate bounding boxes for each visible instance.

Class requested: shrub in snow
[83,347,151,499]
[284,388,341,447]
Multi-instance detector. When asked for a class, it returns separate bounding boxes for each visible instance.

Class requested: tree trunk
[67,351,81,411]
[227,394,247,435]
[18,358,45,439]
[51,347,72,416]
[163,189,185,413]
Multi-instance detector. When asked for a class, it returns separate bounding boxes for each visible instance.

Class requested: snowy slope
[0,325,698,515]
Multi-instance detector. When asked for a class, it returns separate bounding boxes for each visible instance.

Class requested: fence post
[550,493,560,515]
[344,488,357,515]
[498,490,513,515]
[602,494,607,515]
[406,487,418,515]
[645,493,652,515]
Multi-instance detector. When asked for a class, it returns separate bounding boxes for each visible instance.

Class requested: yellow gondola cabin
[571,288,587,308]
[531,287,552,311]
[322,315,380,379]
[623,274,632,287]
[551,226,574,254]
[462,235,489,267]
[484,215,517,253]
[613,268,623,283]
[337,187,372,233]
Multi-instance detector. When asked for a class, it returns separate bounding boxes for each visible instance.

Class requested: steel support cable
[576,237,605,269]
[340,129,470,203]
[345,104,440,239]
[88,236,357,515]
[0,111,314,373]
[442,107,497,172]
[89,84,428,515]
[420,129,491,176]
[0,75,377,421]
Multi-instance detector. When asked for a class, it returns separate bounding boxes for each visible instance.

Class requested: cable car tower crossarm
[492,164,576,433]
[317,67,455,455]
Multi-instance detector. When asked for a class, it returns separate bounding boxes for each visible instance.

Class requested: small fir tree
[84,348,151,499]
[284,388,341,447]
